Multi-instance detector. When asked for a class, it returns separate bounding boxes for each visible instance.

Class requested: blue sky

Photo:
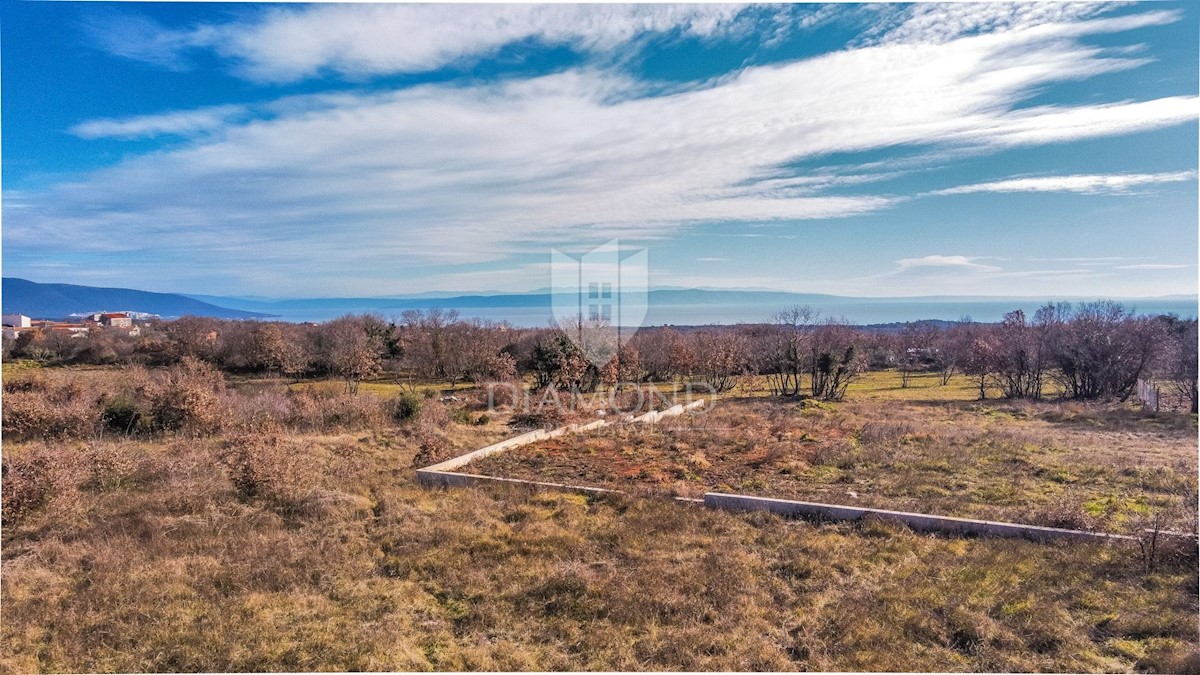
[2,1,1197,298]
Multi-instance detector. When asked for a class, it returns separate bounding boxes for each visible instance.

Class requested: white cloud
[894,256,1003,273]
[1116,264,1190,270]
[9,5,1196,295]
[862,2,1148,47]
[931,171,1198,196]
[89,4,786,82]
[69,105,247,140]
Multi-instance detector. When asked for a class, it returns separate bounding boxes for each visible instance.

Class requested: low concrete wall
[416,469,620,495]
[703,492,1141,542]
[417,399,706,488]
[420,428,551,473]
[417,399,1191,545]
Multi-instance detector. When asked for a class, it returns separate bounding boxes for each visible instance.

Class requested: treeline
[5,301,1196,410]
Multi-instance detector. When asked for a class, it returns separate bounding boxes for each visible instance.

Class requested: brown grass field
[2,366,1198,672]
[470,374,1198,534]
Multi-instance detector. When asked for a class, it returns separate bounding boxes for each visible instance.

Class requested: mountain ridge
[2,278,274,320]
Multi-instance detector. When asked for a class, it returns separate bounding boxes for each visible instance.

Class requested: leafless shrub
[410,428,455,468]
[1133,501,1199,573]
[0,444,87,527]
[1,389,99,440]
[221,389,289,434]
[1,452,53,526]
[2,371,49,394]
[509,409,565,430]
[217,434,320,516]
[418,398,450,428]
[78,441,144,492]
[285,387,388,432]
[148,357,225,435]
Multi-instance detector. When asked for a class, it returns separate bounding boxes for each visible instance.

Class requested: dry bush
[2,389,99,440]
[317,392,388,430]
[217,434,321,516]
[147,357,225,435]
[418,397,450,428]
[286,387,388,432]
[1,451,53,526]
[221,388,290,435]
[410,427,455,468]
[606,387,660,415]
[509,407,566,430]
[2,370,49,394]
[1,444,87,528]
[77,441,146,492]
[481,381,519,409]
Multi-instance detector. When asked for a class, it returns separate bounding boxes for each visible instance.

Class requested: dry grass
[3,366,1198,672]
[470,385,1198,534]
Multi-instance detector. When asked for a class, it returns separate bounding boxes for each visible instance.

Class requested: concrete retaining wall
[703,492,1139,542]
[414,399,1189,545]
[416,399,706,488]
[415,469,621,495]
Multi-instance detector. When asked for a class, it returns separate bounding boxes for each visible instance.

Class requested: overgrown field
[2,365,1198,672]
[471,376,1199,534]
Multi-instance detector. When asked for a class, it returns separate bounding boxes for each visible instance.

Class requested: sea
[245,298,1199,327]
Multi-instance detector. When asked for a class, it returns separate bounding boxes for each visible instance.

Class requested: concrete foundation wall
[411,400,1192,545]
[703,492,1139,542]
[415,469,619,495]
[416,399,706,486]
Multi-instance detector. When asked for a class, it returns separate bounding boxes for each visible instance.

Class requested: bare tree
[962,335,997,400]
[1046,302,1162,401]
[933,318,974,386]
[316,316,383,395]
[766,306,818,396]
[694,330,748,393]
[809,321,865,401]
[1158,316,1199,413]
[991,310,1047,399]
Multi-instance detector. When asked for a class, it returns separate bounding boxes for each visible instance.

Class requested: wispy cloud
[696,257,730,262]
[69,104,248,140]
[860,3,1157,47]
[894,255,1003,273]
[8,5,1195,295]
[1117,263,1191,270]
[87,4,796,82]
[931,171,1198,196]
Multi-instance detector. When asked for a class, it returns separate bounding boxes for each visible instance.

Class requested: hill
[2,278,274,320]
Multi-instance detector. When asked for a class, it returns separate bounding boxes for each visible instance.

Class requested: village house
[2,326,35,341]
[29,320,90,338]
[83,312,134,328]
[82,311,141,336]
